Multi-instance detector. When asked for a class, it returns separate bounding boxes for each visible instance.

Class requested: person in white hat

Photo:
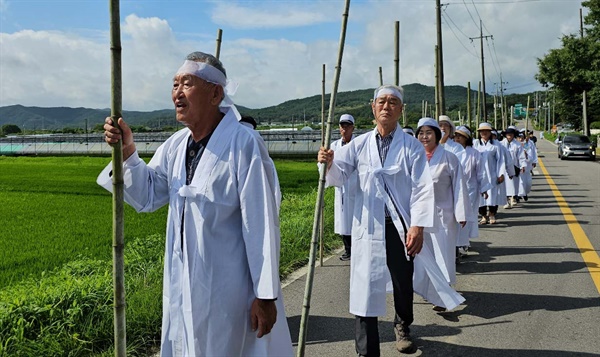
[318,85,463,354]
[473,123,506,224]
[453,126,490,256]
[500,127,527,208]
[517,131,537,201]
[492,130,514,210]
[438,115,466,164]
[414,118,470,309]
[330,114,358,261]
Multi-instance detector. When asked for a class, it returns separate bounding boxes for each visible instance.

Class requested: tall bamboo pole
[379,66,383,86]
[109,1,126,356]
[215,29,223,60]
[477,81,481,128]
[525,96,530,133]
[319,64,326,267]
[297,1,351,355]
[394,21,399,86]
[434,45,439,120]
[467,82,472,129]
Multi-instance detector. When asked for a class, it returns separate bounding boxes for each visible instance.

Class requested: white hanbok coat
[97,110,293,357]
[326,126,465,315]
[457,146,491,246]
[441,139,466,166]
[501,139,527,197]
[473,139,506,207]
[425,147,471,285]
[331,137,358,235]
[519,140,537,196]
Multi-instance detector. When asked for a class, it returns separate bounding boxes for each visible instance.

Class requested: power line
[442,10,479,58]
[462,0,480,29]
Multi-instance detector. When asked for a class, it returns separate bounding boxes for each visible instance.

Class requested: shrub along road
[282,136,600,356]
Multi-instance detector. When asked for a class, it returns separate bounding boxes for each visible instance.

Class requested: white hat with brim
[438,115,456,130]
[477,122,493,131]
[455,125,471,139]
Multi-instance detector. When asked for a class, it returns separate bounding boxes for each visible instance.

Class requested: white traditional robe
[331,137,358,235]
[457,146,491,246]
[519,140,537,196]
[501,138,527,197]
[326,125,465,314]
[441,139,466,166]
[496,141,514,206]
[425,146,471,285]
[473,139,506,207]
[97,110,293,357]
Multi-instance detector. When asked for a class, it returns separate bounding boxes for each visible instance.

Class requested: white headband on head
[176,60,241,120]
[374,86,403,103]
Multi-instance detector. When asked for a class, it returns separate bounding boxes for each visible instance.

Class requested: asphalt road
[282,134,600,357]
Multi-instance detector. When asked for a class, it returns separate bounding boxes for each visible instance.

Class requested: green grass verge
[0,156,337,355]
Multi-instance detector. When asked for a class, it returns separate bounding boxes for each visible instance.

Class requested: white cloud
[211,2,337,29]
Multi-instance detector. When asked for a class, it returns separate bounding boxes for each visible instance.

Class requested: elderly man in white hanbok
[501,127,527,209]
[330,113,358,261]
[318,85,464,355]
[98,52,293,357]
[518,131,537,200]
[453,126,491,253]
[414,119,470,311]
[473,123,506,225]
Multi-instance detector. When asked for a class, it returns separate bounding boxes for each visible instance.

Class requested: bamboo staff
[109,0,126,355]
[394,21,399,86]
[525,96,530,133]
[379,66,383,86]
[467,82,472,129]
[215,29,223,60]
[319,64,326,267]
[297,0,351,355]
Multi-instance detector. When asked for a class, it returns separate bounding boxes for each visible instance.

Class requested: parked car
[557,134,596,160]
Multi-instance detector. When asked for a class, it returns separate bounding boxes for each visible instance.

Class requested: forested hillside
[1,83,534,132]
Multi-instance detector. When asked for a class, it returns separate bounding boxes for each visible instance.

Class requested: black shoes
[339,252,351,261]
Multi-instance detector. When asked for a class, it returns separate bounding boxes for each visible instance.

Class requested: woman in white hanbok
[500,127,527,208]
[518,132,537,200]
[414,118,470,312]
[473,123,506,225]
[453,126,491,251]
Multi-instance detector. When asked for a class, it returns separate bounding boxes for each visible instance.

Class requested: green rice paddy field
[0,156,335,289]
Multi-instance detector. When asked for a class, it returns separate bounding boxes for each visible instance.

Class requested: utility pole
[436,0,446,116]
[580,8,589,136]
[470,20,492,121]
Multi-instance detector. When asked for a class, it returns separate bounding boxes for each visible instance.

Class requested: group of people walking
[100,50,540,356]
[324,87,539,355]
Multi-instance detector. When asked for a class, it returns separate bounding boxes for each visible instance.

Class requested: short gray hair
[185,51,227,78]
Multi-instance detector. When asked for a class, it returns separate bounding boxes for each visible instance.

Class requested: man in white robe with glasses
[98,51,293,356]
[318,85,464,356]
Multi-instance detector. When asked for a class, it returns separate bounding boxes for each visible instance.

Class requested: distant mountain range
[0,83,535,130]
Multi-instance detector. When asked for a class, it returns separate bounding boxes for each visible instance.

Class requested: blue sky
[0,0,585,111]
